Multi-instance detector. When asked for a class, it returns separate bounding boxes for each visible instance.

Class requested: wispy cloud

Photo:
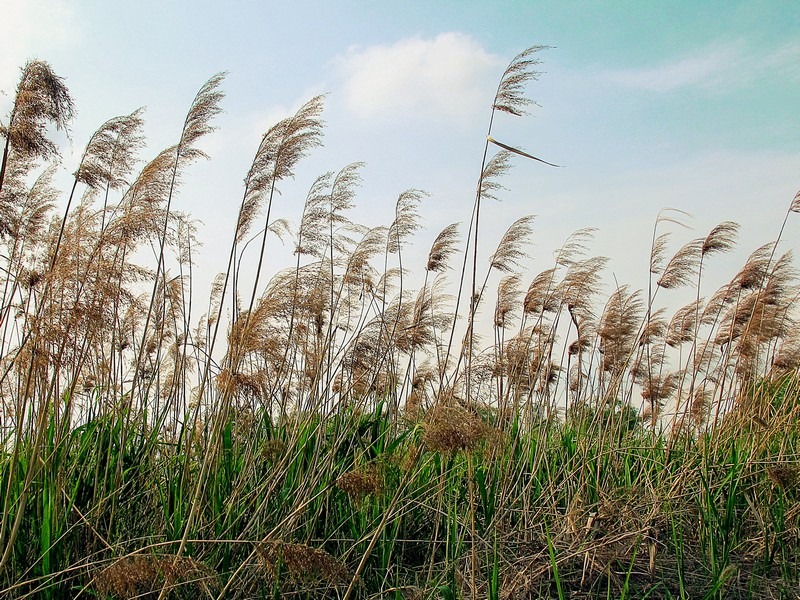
[334,32,503,122]
[604,39,799,93]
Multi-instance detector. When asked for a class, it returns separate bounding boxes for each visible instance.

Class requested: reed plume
[236,96,325,244]
[790,189,800,214]
[75,109,145,191]
[701,221,739,257]
[490,215,535,274]
[558,256,608,318]
[478,150,513,203]
[666,299,703,348]
[492,46,548,116]
[426,223,461,272]
[494,274,522,329]
[523,268,559,314]
[597,285,644,375]
[639,307,668,344]
[657,238,702,290]
[394,279,453,354]
[0,61,74,194]
[388,189,425,254]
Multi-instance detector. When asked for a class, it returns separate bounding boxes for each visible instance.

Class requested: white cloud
[604,43,741,92]
[334,32,503,122]
[604,39,799,92]
[761,39,800,79]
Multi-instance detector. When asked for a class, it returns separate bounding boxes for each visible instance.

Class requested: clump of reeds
[0,50,799,600]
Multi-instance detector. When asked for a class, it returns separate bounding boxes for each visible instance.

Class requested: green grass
[2,387,800,598]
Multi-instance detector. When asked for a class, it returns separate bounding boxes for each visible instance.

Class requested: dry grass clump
[93,554,218,599]
[422,404,490,454]
[766,462,800,490]
[257,541,348,584]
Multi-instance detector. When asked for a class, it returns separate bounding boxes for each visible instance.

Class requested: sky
[2,0,799,314]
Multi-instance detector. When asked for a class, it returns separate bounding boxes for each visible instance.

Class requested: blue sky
[2,0,798,306]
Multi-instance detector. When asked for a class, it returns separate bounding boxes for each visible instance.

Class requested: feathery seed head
[597,286,644,373]
[490,214,535,273]
[657,238,702,289]
[76,108,145,190]
[388,188,426,253]
[492,45,549,117]
[702,221,739,256]
[790,189,800,213]
[1,60,75,161]
[495,274,522,328]
[427,222,460,272]
[178,72,226,160]
[238,95,325,242]
[665,299,703,348]
[478,150,513,202]
[523,268,559,314]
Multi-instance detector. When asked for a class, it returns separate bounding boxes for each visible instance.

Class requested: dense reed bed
[0,51,799,599]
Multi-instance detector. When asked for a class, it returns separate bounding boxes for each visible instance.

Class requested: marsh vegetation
[0,49,799,599]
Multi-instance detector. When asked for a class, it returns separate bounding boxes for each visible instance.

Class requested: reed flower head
[422,404,489,454]
[257,541,348,584]
[93,554,218,599]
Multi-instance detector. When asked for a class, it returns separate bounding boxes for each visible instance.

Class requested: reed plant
[0,54,798,599]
